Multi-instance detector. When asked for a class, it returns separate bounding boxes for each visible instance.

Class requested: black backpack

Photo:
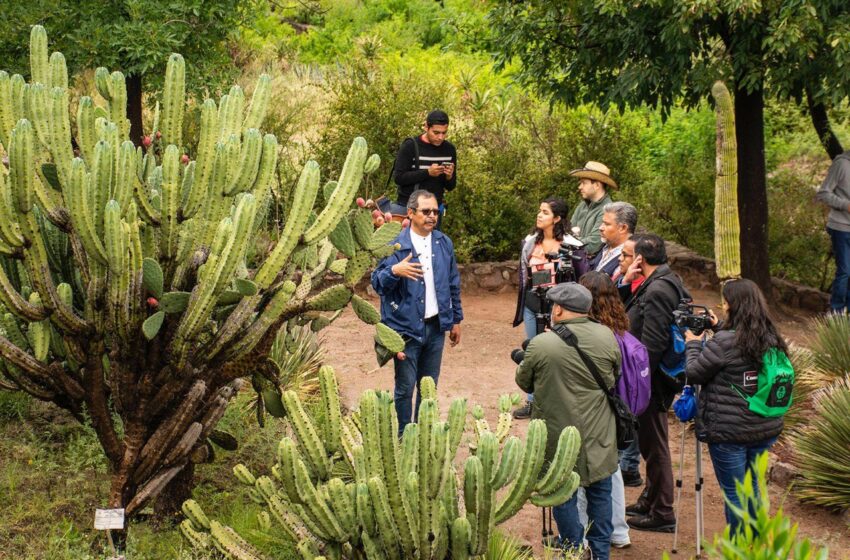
[385,137,420,199]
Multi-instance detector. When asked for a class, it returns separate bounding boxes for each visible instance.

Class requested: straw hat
[569,161,618,189]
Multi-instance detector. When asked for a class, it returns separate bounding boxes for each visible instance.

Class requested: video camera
[510,339,531,365]
[672,299,713,336]
[528,235,584,335]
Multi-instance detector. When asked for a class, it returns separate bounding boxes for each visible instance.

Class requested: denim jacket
[371,228,463,341]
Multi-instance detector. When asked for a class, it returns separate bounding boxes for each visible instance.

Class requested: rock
[477,271,506,290]
[769,460,799,488]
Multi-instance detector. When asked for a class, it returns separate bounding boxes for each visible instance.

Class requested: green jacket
[515,317,620,486]
[570,193,612,255]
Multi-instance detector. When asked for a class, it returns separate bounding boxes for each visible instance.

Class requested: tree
[0,27,402,527]
[488,0,850,294]
[0,0,262,145]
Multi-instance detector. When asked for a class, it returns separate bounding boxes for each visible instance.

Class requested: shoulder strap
[552,324,612,395]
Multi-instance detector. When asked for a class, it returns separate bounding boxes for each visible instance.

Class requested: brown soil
[323,288,850,559]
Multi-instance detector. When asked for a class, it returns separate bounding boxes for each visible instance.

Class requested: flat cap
[546,282,592,313]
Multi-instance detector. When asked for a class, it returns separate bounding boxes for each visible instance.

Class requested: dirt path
[323,289,850,559]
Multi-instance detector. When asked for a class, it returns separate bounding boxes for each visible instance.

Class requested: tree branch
[806,87,845,160]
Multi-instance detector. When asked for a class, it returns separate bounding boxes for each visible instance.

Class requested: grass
[0,390,300,559]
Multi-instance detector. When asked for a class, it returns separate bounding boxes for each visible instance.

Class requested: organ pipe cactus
[182,369,582,559]
[0,26,399,518]
[711,80,741,281]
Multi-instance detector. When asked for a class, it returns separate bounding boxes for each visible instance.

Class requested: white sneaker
[611,540,631,549]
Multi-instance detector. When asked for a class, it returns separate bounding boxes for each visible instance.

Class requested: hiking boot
[621,469,643,487]
[512,402,532,419]
[627,514,676,533]
[611,539,631,549]
[625,501,650,517]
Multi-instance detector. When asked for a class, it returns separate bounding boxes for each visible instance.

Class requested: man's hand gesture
[391,254,423,280]
[427,163,444,177]
[623,254,643,283]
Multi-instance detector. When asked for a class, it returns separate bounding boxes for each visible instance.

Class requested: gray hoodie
[816,152,850,232]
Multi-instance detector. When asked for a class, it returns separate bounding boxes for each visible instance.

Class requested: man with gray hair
[588,201,638,279]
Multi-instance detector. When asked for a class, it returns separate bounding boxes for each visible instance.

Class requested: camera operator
[511,197,582,419]
[684,279,788,535]
[623,233,689,533]
[514,283,620,560]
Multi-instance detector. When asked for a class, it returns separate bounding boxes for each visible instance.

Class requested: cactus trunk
[712,80,741,282]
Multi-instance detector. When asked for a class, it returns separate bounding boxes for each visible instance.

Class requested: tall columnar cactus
[0,26,400,517]
[183,369,582,559]
[711,80,741,281]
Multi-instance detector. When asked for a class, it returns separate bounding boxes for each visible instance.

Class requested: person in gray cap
[515,282,621,560]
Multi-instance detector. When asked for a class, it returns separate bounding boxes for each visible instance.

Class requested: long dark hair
[533,197,569,244]
[580,271,630,335]
[722,279,788,366]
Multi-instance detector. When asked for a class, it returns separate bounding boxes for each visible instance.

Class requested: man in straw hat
[569,161,618,256]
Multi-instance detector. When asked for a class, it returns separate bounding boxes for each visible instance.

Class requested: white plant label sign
[94,508,125,530]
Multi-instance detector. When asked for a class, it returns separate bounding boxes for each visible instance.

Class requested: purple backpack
[615,332,651,416]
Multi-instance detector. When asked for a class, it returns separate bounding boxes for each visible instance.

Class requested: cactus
[711,80,741,282]
[0,26,398,519]
[183,369,581,559]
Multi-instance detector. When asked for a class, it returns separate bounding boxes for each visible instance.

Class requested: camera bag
[552,324,637,450]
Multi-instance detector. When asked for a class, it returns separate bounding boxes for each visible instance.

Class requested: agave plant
[808,313,850,377]
[791,375,850,511]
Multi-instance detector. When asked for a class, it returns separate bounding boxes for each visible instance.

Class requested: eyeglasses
[413,208,439,216]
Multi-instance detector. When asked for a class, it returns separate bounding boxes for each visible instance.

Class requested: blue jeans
[522,306,539,402]
[707,438,776,534]
[393,318,446,435]
[619,437,640,474]
[828,227,850,312]
[554,475,613,560]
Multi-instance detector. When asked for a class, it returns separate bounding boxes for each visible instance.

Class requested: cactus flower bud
[142,136,152,148]
[147,297,159,308]
[181,154,189,164]
[376,216,385,226]
[155,131,162,139]
[365,198,374,208]
[384,212,392,222]
[371,209,382,219]
[396,351,406,361]
[402,219,410,228]
[356,197,366,208]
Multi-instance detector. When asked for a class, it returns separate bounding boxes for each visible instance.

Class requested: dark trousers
[637,393,675,521]
[708,438,776,534]
[828,227,850,312]
[393,317,446,436]
[553,475,613,560]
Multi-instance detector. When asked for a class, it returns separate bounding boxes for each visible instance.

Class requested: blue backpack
[615,332,651,416]
[655,276,690,391]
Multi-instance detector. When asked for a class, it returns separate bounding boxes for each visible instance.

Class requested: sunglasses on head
[413,208,439,216]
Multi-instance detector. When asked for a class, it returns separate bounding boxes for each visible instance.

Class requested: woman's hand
[684,329,702,343]
[708,309,720,327]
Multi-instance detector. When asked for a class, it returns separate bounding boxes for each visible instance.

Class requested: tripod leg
[671,422,687,554]
[695,440,704,558]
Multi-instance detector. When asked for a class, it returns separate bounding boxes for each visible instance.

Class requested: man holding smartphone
[393,110,457,228]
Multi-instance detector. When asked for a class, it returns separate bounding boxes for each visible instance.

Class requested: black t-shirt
[393,136,457,206]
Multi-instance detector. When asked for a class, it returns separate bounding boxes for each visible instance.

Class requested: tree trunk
[806,89,844,160]
[733,85,773,298]
[125,74,144,146]
[154,462,196,520]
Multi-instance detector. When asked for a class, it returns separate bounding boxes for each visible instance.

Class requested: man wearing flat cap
[569,161,617,256]
[515,282,620,560]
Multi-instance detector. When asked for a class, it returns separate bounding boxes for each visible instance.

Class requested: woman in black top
[684,279,787,534]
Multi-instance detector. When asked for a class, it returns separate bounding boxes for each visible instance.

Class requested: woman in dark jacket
[684,279,787,534]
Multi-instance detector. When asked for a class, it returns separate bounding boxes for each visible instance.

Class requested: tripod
[671,386,705,557]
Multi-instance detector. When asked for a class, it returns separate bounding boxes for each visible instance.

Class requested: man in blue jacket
[371,189,463,434]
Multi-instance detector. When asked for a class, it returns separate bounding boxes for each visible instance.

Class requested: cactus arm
[253,160,320,288]
[302,137,368,244]
[0,72,15,146]
[494,419,547,523]
[368,477,400,555]
[226,128,262,195]
[0,332,53,380]
[49,52,68,90]
[531,470,581,507]
[182,99,218,218]
[249,134,278,214]
[535,426,581,495]
[220,86,245,139]
[160,54,185,147]
[377,392,416,556]
[75,96,96,162]
[491,436,523,490]
[711,80,741,281]
[29,26,50,86]
[0,162,26,247]
[282,390,331,480]
[114,141,137,212]
[319,366,342,453]
[65,158,108,265]
[243,74,271,131]
[108,72,129,139]
[132,168,162,225]
[47,87,73,185]
[222,280,296,360]
[209,520,267,560]
[447,398,467,457]
[159,145,181,259]
[9,119,35,214]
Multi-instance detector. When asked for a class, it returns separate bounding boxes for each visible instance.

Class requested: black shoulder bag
[385,137,420,195]
[552,324,638,450]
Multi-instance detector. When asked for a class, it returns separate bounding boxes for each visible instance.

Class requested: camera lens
[511,349,525,364]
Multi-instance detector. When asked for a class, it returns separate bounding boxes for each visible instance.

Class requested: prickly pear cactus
[0,27,399,516]
[711,80,741,282]
[183,367,582,559]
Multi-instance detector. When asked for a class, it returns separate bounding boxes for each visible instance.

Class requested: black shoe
[622,469,643,487]
[627,514,676,533]
[512,402,532,419]
[625,501,650,517]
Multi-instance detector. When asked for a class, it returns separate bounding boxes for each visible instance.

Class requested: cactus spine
[184,368,582,559]
[711,80,741,282]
